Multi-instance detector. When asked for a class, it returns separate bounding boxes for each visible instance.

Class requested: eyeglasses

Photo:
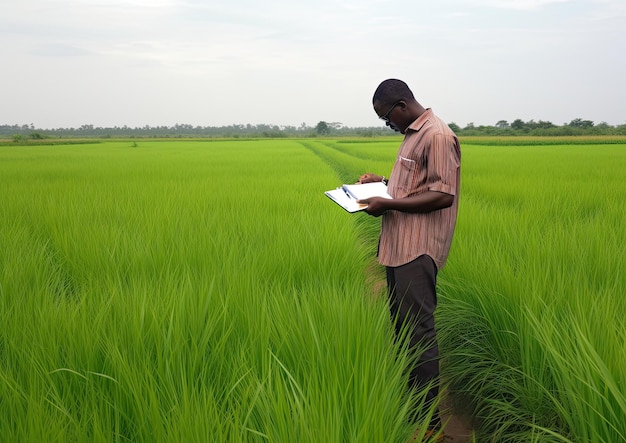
[379,102,400,122]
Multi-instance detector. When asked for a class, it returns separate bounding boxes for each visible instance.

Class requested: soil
[441,400,473,443]
[439,391,475,442]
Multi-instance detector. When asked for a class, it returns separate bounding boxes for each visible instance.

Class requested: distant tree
[2,118,621,139]
[568,118,594,128]
[448,122,461,133]
[315,121,330,135]
[535,120,555,129]
[595,122,611,131]
[511,119,525,131]
[526,119,555,130]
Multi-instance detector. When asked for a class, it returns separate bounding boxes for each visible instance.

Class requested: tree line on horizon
[2,118,626,141]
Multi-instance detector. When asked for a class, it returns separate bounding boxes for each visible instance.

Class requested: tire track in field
[297,140,363,184]
[299,140,382,246]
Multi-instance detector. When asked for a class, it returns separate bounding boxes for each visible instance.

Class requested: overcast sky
[2,0,625,129]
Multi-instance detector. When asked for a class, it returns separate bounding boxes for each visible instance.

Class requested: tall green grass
[439,144,626,442]
[0,141,430,442]
[3,139,624,442]
[298,138,626,441]
[458,135,626,145]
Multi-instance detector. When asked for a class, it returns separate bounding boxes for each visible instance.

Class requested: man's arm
[359,191,454,217]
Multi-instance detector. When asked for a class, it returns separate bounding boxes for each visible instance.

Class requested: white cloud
[482,0,571,11]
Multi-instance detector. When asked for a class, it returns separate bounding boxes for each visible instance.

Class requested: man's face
[374,100,404,134]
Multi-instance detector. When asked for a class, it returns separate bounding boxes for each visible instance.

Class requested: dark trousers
[386,254,440,426]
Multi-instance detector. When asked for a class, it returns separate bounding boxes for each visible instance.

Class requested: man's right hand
[358,173,383,184]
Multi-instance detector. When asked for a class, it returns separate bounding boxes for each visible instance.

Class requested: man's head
[373,79,425,134]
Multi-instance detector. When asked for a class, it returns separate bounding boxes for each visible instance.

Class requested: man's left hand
[358,197,389,217]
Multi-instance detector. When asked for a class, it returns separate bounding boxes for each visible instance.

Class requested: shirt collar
[406,108,433,133]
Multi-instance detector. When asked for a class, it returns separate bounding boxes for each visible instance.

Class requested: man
[358,79,461,432]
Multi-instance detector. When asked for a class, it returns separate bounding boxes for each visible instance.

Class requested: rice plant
[439,143,626,442]
[0,141,430,442]
[3,138,623,442]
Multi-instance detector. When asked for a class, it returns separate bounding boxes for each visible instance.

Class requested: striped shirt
[378,109,461,270]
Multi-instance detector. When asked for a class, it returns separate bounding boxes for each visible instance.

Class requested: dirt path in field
[439,390,475,442]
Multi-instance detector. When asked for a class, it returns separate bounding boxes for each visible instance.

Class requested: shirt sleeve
[426,134,460,196]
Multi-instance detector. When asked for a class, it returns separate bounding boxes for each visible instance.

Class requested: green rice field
[1,137,625,442]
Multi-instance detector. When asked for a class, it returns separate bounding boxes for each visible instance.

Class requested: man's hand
[360,191,454,217]
[358,197,389,217]
[358,173,383,184]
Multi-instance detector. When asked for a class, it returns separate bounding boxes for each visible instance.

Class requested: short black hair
[372,79,415,106]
